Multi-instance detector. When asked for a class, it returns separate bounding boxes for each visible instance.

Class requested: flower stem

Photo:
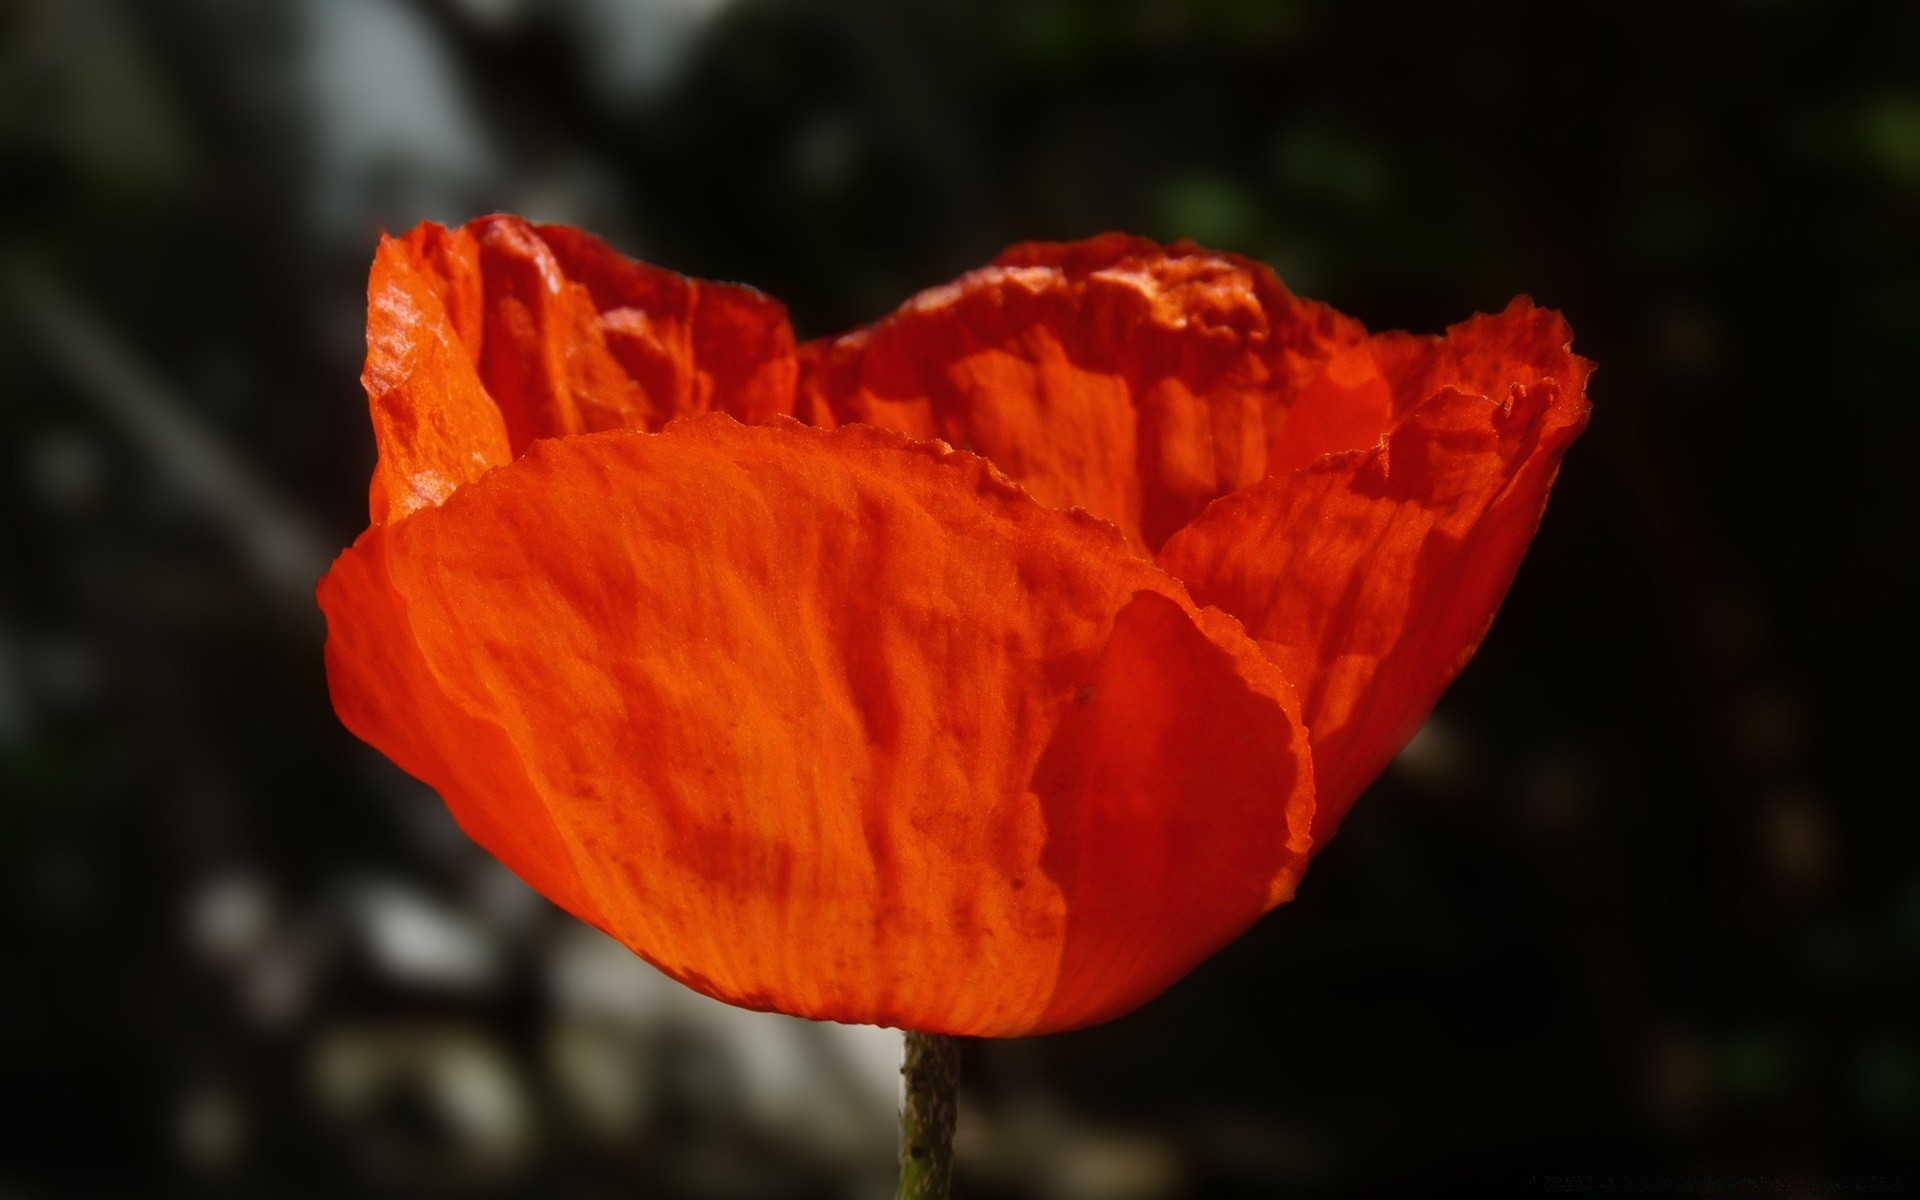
[896,1030,960,1200]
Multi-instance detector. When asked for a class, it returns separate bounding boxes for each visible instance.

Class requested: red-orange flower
[319,216,1590,1036]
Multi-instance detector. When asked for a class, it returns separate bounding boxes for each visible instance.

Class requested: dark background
[3,1,1915,1196]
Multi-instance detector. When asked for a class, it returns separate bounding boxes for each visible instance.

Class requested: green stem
[896,1031,960,1200]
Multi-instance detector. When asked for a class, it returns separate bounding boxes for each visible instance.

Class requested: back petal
[365,216,797,521]
[798,235,1366,553]
[362,237,514,522]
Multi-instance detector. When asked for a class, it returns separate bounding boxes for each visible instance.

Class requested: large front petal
[1157,314,1590,844]
[797,234,1366,553]
[319,415,1314,1035]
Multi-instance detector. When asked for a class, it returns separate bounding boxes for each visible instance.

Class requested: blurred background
[2,0,1916,1196]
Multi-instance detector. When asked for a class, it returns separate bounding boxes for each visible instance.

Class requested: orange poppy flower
[319,216,1590,1036]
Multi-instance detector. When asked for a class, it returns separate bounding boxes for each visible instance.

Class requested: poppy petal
[318,521,602,920]
[1255,297,1596,481]
[363,236,514,522]
[797,234,1366,552]
[1262,339,1395,476]
[1369,297,1596,428]
[365,217,796,521]
[318,415,1315,1036]
[1157,308,1590,844]
[535,223,798,428]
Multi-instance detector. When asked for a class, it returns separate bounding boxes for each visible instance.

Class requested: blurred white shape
[299,0,502,234]
[547,925,901,1155]
[548,922,679,1027]
[1392,715,1472,790]
[243,939,313,1029]
[560,0,738,105]
[434,1033,532,1160]
[312,1026,533,1172]
[826,1016,909,1113]
[1048,1132,1182,1200]
[185,872,307,1032]
[506,158,631,233]
[187,873,275,964]
[546,1022,650,1139]
[354,881,502,992]
[959,1097,1185,1200]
